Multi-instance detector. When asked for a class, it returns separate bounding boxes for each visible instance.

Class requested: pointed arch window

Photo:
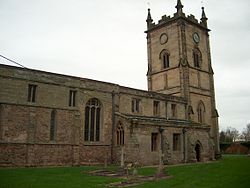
[197,101,205,123]
[50,110,56,141]
[84,98,101,142]
[193,48,202,68]
[116,124,124,146]
[160,50,170,69]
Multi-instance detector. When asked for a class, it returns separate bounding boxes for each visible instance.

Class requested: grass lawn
[0,155,249,188]
[136,155,250,188]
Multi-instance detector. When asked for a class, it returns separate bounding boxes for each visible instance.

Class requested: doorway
[195,143,201,162]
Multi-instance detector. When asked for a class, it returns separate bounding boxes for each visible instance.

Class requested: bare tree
[241,123,250,141]
[223,127,239,142]
[230,128,239,142]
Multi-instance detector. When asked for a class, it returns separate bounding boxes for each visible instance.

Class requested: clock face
[193,32,200,43]
[160,33,168,45]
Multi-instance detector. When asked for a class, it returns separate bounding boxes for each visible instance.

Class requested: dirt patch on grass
[107,175,172,187]
[88,169,172,187]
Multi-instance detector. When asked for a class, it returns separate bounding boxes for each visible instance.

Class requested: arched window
[116,124,124,146]
[197,101,205,123]
[159,50,170,69]
[50,110,56,141]
[84,98,101,142]
[193,48,202,68]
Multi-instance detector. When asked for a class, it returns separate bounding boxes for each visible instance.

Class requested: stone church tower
[146,0,220,155]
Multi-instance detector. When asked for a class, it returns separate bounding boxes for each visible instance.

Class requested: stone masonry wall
[0,143,79,167]
[0,143,26,166]
[80,145,110,165]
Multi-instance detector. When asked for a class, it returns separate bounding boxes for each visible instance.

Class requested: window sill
[162,67,170,70]
[83,142,110,146]
[27,101,36,105]
[68,105,77,108]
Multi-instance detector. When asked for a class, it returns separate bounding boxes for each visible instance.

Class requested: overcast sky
[0,0,249,132]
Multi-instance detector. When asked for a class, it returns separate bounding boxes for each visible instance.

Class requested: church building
[0,0,220,167]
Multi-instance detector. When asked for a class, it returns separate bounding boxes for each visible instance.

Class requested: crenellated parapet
[146,0,210,33]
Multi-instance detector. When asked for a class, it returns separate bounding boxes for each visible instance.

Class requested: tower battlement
[146,1,209,33]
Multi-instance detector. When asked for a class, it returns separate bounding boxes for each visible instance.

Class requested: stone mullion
[88,106,91,141]
[93,107,97,141]
[123,129,125,145]
[119,130,121,145]
[116,129,119,145]
[120,129,123,145]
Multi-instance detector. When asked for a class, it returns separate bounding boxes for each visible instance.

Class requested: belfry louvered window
[159,49,170,69]
[193,48,202,68]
